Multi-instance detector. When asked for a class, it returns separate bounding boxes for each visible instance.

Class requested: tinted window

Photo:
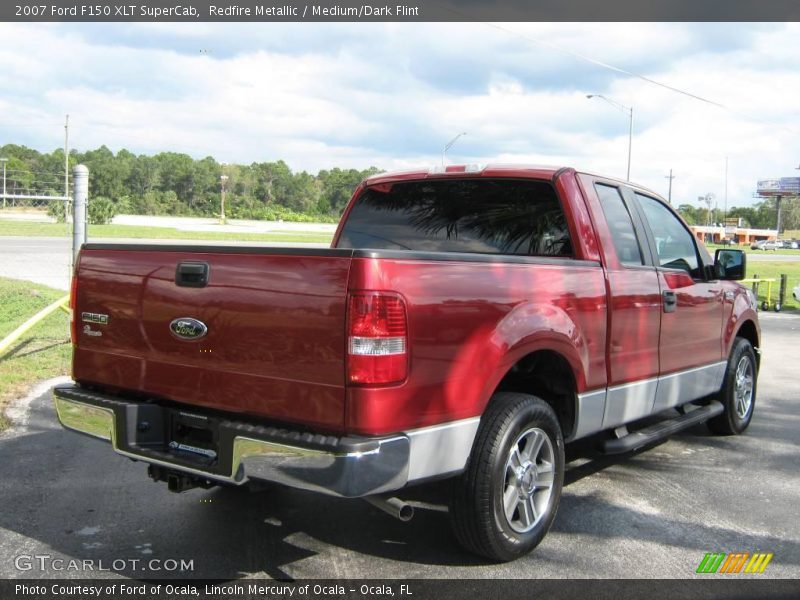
[337,179,572,256]
[636,193,700,277]
[595,184,644,266]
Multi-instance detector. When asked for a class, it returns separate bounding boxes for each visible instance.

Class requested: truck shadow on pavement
[0,391,797,579]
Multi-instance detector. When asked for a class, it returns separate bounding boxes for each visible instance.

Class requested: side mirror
[714,248,746,280]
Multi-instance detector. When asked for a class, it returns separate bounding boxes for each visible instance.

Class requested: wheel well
[494,350,576,438]
[736,319,760,368]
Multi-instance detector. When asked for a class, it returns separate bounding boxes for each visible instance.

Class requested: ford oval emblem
[169,317,208,340]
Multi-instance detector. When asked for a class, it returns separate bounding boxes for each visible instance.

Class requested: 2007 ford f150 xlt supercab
[55,165,760,561]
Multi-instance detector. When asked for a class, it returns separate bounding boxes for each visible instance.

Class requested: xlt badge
[169,317,208,340]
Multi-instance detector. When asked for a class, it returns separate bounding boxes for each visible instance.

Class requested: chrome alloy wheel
[734,355,754,419]
[503,427,556,533]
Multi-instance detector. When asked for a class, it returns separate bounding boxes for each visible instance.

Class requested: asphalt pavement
[0,314,797,580]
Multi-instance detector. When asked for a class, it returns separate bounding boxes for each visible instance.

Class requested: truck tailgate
[73,245,354,431]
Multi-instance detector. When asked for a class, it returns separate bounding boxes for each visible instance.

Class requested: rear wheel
[450,392,564,562]
[708,337,757,435]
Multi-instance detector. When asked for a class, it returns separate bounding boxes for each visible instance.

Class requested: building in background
[689,224,778,245]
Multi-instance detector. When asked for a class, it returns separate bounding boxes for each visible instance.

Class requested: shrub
[47,200,68,223]
[88,196,116,225]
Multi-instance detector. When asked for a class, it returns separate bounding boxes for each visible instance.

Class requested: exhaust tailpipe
[364,495,414,522]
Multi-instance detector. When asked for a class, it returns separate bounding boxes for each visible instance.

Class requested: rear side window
[594,183,644,266]
[337,178,572,256]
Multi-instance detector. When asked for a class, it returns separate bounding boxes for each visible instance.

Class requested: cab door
[626,192,726,412]
[578,176,663,431]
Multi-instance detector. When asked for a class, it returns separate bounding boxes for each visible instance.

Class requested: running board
[600,401,724,455]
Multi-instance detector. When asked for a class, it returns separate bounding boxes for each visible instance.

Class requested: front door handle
[663,290,677,313]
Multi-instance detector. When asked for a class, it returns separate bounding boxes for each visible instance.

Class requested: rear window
[336,178,572,256]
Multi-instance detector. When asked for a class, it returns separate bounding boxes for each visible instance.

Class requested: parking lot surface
[0,314,797,579]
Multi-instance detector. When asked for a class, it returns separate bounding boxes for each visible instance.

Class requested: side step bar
[601,401,724,455]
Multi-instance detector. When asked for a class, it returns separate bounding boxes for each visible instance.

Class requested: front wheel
[450,392,564,562]
[707,337,758,435]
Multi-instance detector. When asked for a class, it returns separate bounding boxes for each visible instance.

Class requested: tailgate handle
[175,262,209,288]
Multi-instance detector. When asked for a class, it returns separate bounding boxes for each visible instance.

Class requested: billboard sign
[780,177,800,194]
[758,177,800,196]
[757,179,781,194]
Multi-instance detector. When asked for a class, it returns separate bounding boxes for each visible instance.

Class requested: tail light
[347,292,408,385]
[69,275,78,345]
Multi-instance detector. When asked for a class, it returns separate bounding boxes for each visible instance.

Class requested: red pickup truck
[54,165,760,561]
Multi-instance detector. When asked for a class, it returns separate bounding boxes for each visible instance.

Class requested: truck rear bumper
[52,384,409,498]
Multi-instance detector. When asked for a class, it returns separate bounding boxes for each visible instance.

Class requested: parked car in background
[752,240,781,251]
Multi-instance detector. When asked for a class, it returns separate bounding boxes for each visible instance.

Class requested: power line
[478,22,726,107]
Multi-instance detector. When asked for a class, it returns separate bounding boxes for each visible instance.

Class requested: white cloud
[0,22,798,207]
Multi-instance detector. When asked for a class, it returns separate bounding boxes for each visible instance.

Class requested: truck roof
[363,164,569,186]
[363,164,661,199]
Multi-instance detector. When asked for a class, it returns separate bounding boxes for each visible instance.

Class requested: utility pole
[0,158,7,210]
[724,156,728,219]
[64,114,70,223]
[219,173,228,224]
[665,169,675,204]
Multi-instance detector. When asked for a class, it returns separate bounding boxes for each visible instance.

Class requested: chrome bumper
[53,384,409,498]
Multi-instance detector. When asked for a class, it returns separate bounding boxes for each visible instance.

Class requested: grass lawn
[0,220,334,244]
[744,261,800,311]
[0,278,71,431]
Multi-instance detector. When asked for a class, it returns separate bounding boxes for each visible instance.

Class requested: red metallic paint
[344,257,607,434]
[72,164,759,438]
[575,173,662,386]
[74,250,352,431]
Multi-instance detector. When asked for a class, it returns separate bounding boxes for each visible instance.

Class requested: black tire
[707,337,758,435]
[450,392,564,562]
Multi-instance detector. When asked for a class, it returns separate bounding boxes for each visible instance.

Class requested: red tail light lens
[69,275,78,345]
[347,292,408,385]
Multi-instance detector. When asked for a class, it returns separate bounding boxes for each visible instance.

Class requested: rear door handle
[663,290,677,313]
[175,262,209,288]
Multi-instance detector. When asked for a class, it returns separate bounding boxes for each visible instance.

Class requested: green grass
[744,261,800,311]
[0,220,334,244]
[0,277,71,431]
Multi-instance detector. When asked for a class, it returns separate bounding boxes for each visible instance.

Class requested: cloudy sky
[1,22,799,208]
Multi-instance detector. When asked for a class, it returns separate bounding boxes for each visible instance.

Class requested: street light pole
[587,94,633,181]
[442,132,467,167]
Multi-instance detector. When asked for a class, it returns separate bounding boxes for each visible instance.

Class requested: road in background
[2,236,799,292]
[0,237,328,290]
[0,314,797,579]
